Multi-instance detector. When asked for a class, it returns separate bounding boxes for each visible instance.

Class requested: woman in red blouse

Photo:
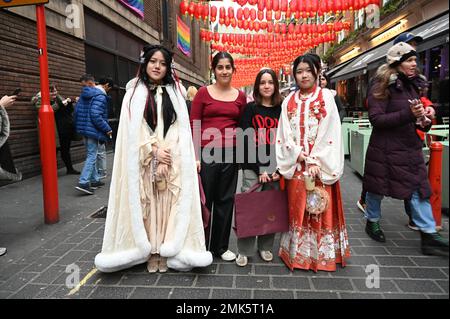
[190,52,247,261]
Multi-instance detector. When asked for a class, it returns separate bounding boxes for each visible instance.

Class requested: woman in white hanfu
[276,53,350,272]
[95,45,212,273]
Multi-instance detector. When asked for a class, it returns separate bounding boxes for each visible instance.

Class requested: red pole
[428,142,442,231]
[36,4,59,224]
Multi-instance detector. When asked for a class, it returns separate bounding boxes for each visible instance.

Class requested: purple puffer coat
[363,73,432,200]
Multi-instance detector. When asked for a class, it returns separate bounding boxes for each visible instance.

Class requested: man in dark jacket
[74,85,112,194]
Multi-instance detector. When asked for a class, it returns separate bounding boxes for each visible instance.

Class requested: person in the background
[0,94,21,257]
[32,85,79,175]
[276,53,350,272]
[236,68,283,267]
[96,77,114,179]
[74,80,112,195]
[190,51,247,262]
[76,74,96,103]
[185,86,198,115]
[362,42,448,256]
[319,73,345,122]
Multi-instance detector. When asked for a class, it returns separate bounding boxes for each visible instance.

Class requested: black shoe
[421,232,449,257]
[365,221,386,242]
[67,169,80,175]
[75,183,94,195]
[407,219,419,231]
[90,181,105,189]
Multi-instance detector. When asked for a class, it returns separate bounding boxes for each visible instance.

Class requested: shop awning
[331,12,449,82]
[325,58,355,77]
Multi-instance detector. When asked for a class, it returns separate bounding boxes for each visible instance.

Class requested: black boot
[365,221,386,242]
[420,232,449,257]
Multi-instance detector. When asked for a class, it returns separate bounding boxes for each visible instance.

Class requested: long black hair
[136,44,177,137]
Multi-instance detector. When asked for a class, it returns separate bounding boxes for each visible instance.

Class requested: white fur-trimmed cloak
[94,78,212,272]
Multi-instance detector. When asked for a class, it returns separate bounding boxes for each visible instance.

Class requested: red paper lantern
[266,10,273,20]
[194,3,202,20]
[179,0,189,16]
[244,7,250,19]
[228,7,235,19]
[258,0,266,11]
[281,0,288,12]
[258,10,264,20]
[188,1,195,17]
[275,10,281,20]
[250,8,257,21]
[266,0,273,11]
[210,6,217,22]
[273,0,279,11]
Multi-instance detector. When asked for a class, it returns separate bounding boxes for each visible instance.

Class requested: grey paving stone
[119,274,158,286]
[385,247,423,256]
[211,289,251,299]
[0,291,12,298]
[9,283,50,299]
[30,265,66,285]
[441,268,449,278]
[190,264,218,275]
[78,251,98,263]
[55,250,87,266]
[392,240,421,247]
[272,277,310,290]
[403,267,448,279]
[0,272,38,292]
[254,265,292,276]
[295,291,339,299]
[52,285,94,299]
[352,279,399,293]
[157,274,196,287]
[90,229,105,239]
[410,257,449,267]
[23,257,58,273]
[346,256,377,266]
[85,271,124,286]
[394,279,444,293]
[427,294,449,299]
[311,278,353,291]
[383,293,427,299]
[34,285,62,299]
[235,275,270,289]
[218,263,253,275]
[18,249,51,264]
[195,275,233,288]
[0,263,28,281]
[89,286,134,299]
[340,292,384,299]
[170,288,210,299]
[80,222,104,233]
[377,267,408,279]
[375,256,415,266]
[331,266,366,278]
[75,238,99,251]
[254,290,294,299]
[351,246,390,255]
[44,243,77,257]
[129,287,171,299]
[64,232,90,244]
[360,239,397,247]
[435,280,449,293]
[348,239,364,247]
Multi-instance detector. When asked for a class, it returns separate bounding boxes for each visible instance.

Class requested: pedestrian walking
[362,42,448,256]
[276,53,350,271]
[235,68,283,267]
[73,80,112,194]
[94,44,212,273]
[190,51,247,262]
[185,85,198,115]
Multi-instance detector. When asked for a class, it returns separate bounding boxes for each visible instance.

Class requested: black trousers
[0,141,16,173]
[59,133,74,171]
[200,148,238,256]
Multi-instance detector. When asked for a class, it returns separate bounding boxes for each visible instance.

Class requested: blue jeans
[97,142,107,176]
[79,137,99,185]
[365,191,436,233]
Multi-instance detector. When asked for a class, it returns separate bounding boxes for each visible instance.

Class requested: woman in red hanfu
[276,54,350,272]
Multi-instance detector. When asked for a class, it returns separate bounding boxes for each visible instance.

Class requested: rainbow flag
[118,0,144,19]
[177,16,191,57]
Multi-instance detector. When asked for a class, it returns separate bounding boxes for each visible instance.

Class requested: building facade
[319,0,449,119]
[0,0,210,179]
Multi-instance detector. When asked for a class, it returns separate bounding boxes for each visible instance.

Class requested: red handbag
[234,183,289,239]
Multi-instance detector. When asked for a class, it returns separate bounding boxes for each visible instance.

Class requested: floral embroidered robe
[275,86,350,272]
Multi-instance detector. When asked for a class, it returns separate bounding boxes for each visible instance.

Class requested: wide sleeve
[305,90,344,185]
[276,94,303,180]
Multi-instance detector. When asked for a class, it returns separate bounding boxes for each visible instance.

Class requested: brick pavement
[0,155,448,299]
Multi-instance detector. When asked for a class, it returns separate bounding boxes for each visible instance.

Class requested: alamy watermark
[365,264,380,289]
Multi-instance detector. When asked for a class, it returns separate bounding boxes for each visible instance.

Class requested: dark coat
[363,73,432,200]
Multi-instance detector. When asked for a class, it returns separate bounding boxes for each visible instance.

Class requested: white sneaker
[259,250,273,262]
[0,247,6,256]
[220,250,236,261]
[235,254,248,267]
